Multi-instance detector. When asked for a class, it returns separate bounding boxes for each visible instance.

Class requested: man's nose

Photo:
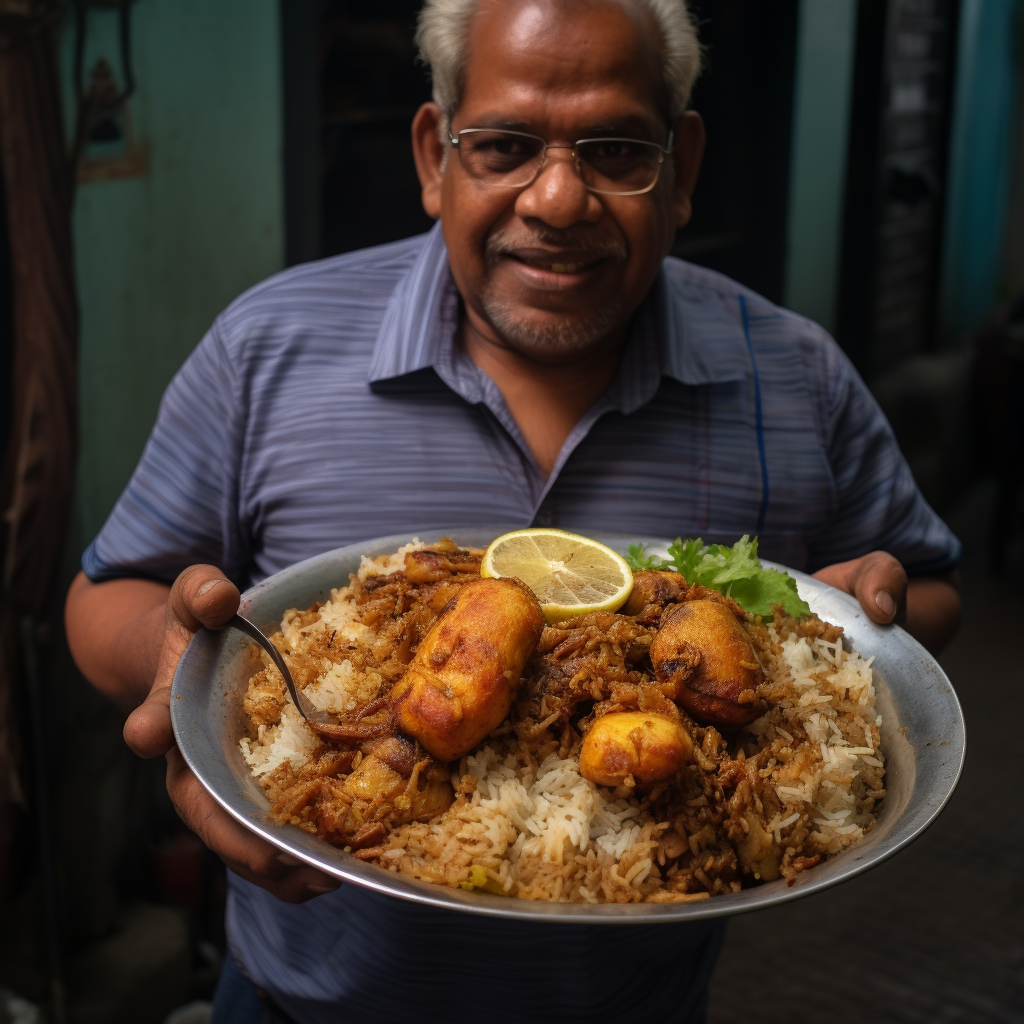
[514,150,601,228]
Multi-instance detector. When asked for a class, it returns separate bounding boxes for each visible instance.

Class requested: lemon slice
[481,528,634,623]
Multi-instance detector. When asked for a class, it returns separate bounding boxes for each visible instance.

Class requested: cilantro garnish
[623,535,810,618]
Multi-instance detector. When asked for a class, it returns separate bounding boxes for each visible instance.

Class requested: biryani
[239,538,884,903]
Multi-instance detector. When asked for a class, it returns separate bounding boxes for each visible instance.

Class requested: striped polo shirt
[84,223,958,1023]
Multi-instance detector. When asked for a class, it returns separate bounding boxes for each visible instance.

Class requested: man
[65,0,961,1020]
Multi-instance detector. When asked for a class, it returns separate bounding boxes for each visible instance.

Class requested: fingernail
[308,884,340,894]
[198,578,230,596]
[276,853,301,867]
[875,591,896,618]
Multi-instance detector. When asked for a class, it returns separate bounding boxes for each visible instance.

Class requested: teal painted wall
[939,0,1022,341]
[783,0,857,335]
[64,0,285,549]
[1004,37,1024,297]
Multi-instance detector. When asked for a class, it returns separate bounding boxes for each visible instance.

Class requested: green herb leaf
[624,534,811,618]
[725,568,811,618]
[665,537,707,581]
[624,543,664,571]
[694,536,762,587]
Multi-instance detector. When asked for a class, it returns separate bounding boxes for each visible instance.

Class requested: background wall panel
[63,0,285,547]
[783,0,857,335]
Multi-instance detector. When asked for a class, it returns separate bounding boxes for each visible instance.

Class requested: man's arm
[66,567,341,903]
[812,551,961,654]
[65,574,172,711]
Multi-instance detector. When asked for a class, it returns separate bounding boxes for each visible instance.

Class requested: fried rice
[238,539,885,903]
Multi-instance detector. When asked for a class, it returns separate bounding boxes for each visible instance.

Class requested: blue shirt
[84,224,959,1022]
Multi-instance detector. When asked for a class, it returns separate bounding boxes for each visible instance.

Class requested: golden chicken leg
[390,577,544,762]
[651,599,765,727]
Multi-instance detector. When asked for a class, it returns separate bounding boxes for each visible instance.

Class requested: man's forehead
[459,0,666,123]
[459,110,664,138]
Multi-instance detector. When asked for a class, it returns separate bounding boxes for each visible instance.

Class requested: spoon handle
[229,613,307,720]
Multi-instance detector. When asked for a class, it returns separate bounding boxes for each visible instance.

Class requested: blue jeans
[209,954,273,1024]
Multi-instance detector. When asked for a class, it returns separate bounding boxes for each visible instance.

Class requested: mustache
[485,227,628,262]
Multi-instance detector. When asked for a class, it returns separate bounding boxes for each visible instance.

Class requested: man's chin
[479,292,630,362]
[482,301,629,361]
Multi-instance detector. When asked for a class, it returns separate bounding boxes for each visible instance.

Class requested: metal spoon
[229,612,330,725]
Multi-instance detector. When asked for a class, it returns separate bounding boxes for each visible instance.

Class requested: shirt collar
[368,221,749,398]
[656,264,750,387]
[367,222,457,385]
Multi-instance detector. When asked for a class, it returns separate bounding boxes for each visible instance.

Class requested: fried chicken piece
[620,570,688,616]
[579,711,694,786]
[403,540,482,584]
[390,577,544,761]
[342,736,453,824]
[651,599,765,728]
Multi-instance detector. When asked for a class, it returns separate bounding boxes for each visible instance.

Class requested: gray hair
[415,0,703,124]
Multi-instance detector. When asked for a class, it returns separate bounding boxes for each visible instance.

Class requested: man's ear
[670,110,705,229]
[412,102,446,219]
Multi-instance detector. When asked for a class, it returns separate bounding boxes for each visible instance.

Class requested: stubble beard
[479,229,631,360]
[478,291,631,359]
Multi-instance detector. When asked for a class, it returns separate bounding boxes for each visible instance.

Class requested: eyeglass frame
[447,127,675,197]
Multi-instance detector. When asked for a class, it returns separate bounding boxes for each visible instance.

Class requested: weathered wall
[939,0,1021,341]
[784,0,1023,344]
[783,0,857,335]
[63,0,284,549]
[1004,31,1024,301]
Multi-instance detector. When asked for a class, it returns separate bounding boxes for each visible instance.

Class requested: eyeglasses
[448,127,673,196]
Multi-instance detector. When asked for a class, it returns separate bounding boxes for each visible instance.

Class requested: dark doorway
[678,1,799,303]
[318,0,434,258]
[836,0,961,379]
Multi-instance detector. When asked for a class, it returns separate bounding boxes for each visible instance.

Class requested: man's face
[415,0,702,363]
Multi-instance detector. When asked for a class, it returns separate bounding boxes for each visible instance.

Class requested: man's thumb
[168,566,239,633]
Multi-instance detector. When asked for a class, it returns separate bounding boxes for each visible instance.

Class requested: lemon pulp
[481,528,634,622]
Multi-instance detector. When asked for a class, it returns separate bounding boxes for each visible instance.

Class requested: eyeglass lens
[456,131,664,193]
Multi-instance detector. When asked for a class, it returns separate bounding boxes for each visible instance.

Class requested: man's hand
[66,566,341,904]
[122,565,240,758]
[812,551,908,625]
[812,551,960,654]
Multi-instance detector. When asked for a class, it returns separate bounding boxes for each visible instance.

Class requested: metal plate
[171,529,966,923]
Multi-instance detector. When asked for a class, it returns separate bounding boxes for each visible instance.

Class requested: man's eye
[471,138,531,159]
[589,140,642,162]
[581,139,660,183]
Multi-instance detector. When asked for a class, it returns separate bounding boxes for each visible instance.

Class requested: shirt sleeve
[804,340,961,575]
[82,320,250,585]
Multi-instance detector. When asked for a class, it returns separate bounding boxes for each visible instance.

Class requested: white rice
[750,631,882,853]
[274,585,385,713]
[355,539,425,582]
[423,747,653,888]
[240,702,318,777]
